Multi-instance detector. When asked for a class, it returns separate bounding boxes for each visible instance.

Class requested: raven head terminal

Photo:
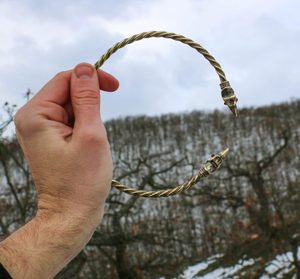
[220,81,238,117]
[203,148,229,174]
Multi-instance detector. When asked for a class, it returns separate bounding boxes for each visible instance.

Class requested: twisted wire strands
[95,31,238,198]
[111,149,229,198]
[95,31,227,82]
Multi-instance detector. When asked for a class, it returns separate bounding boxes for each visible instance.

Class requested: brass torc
[95,31,238,198]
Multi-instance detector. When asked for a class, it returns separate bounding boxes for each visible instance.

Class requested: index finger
[31,69,119,105]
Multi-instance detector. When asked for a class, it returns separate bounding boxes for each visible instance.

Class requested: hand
[0,63,119,278]
[15,62,118,219]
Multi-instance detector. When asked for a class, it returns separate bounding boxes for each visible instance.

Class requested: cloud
[0,0,299,123]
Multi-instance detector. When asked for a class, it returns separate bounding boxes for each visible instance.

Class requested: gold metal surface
[111,149,229,198]
[95,31,238,198]
[220,81,238,117]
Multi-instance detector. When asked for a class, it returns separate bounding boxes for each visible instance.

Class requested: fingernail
[75,65,94,79]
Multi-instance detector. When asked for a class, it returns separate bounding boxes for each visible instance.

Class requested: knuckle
[54,70,68,80]
[14,108,26,132]
[14,107,42,136]
[41,102,68,124]
[81,127,109,146]
[73,87,100,106]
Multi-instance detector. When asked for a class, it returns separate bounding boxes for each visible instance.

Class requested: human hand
[15,62,118,221]
[0,63,119,279]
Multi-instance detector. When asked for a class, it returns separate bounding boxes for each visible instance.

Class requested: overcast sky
[0,0,299,121]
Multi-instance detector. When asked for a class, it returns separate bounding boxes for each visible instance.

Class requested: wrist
[37,189,107,225]
[0,208,100,279]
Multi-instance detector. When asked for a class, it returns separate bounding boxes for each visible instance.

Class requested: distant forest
[0,99,300,278]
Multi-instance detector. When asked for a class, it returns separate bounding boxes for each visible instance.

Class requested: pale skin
[0,63,119,278]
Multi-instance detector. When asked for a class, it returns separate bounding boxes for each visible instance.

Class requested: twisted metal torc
[111,149,229,198]
[95,31,238,198]
[95,31,226,81]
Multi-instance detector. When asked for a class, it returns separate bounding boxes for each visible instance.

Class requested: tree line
[0,98,300,278]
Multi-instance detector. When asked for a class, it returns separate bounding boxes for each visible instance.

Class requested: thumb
[71,63,101,133]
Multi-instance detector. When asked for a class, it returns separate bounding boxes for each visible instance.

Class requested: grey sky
[0,0,299,121]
